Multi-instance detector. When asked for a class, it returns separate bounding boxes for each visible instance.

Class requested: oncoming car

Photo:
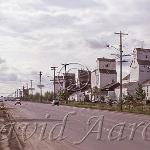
[15,99,21,105]
[52,99,59,106]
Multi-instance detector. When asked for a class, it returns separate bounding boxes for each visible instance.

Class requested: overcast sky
[0,0,150,96]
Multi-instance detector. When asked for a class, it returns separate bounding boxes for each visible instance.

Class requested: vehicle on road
[52,99,59,106]
[15,99,21,105]
[0,96,4,102]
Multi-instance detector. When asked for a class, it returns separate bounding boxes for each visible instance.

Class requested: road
[3,101,150,150]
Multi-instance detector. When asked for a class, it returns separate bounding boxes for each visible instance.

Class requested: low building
[142,79,150,100]
[69,91,85,102]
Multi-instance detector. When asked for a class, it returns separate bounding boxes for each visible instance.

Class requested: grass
[62,101,150,115]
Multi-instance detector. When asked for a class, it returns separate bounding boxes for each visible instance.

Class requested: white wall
[91,70,97,88]
[130,60,139,82]
[91,58,117,89]
[130,49,150,83]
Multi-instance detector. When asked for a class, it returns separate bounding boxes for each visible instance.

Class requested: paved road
[3,101,150,150]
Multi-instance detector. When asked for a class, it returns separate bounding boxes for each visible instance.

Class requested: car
[15,99,21,105]
[52,99,59,106]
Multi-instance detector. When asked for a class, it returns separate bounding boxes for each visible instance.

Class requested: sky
[0,0,150,96]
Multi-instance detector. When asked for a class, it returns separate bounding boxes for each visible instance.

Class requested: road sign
[37,85,44,88]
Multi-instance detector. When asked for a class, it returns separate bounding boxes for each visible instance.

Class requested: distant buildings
[55,73,76,93]
[55,76,64,93]
[57,48,150,102]
[130,48,150,83]
[90,58,119,101]
[78,69,91,91]
[115,48,150,100]
[91,58,117,89]
[64,73,76,91]
[68,70,91,101]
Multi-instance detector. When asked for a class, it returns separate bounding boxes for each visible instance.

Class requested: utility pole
[26,83,29,100]
[17,89,18,98]
[19,89,20,98]
[62,64,69,89]
[51,67,58,101]
[22,85,25,100]
[26,83,28,90]
[39,71,42,102]
[115,31,128,111]
[15,91,16,98]
[30,80,33,95]
[62,64,69,74]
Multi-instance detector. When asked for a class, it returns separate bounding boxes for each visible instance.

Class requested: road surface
[3,101,150,150]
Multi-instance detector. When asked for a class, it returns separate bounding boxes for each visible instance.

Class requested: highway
[3,101,150,150]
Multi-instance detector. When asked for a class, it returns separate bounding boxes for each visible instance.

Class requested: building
[78,69,91,91]
[68,70,91,102]
[142,79,150,100]
[91,58,117,89]
[91,58,118,101]
[55,73,76,93]
[64,73,76,91]
[130,48,150,83]
[55,76,64,93]
[69,91,85,102]
[115,48,150,100]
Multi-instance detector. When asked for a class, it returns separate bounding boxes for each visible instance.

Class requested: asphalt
[3,101,150,150]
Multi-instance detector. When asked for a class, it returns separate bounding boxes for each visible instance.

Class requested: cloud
[0,73,18,82]
[0,0,150,95]
[86,39,107,49]
[42,0,100,9]
[0,57,5,64]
